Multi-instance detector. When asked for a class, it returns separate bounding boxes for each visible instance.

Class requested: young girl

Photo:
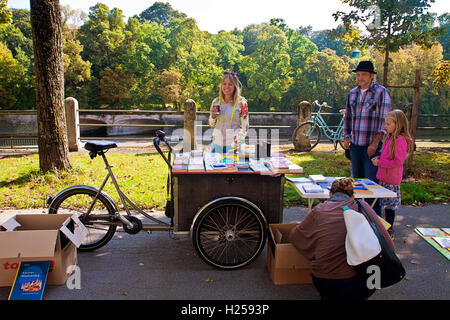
[209,72,249,153]
[371,109,413,239]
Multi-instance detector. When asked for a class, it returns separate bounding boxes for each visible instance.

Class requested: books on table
[264,158,303,174]
[353,182,373,194]
[288,177,312,183]
[309,175,327,183]
[249,159,271,174]
[203,152,238,172]
[355,178,380,188]
[316,181,332,189]
[188,155,205,173]
[302,183,324,193]
[173,152,190,173]
[172,164,188,173]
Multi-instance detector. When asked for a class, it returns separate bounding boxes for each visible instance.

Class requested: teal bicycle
[292,100,346,151]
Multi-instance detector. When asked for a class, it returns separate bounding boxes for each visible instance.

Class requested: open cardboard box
[0,213,87,287]
[267,223,312,285]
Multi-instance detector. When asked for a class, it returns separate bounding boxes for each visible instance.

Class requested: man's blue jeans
[350,143,383,215]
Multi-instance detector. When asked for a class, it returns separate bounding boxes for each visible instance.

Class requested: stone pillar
[183,99,197,152]
[64,97,80,152]
[292,101,312,151]
[296,101,312,127]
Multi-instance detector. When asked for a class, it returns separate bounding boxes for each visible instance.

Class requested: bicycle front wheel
[292,122,321,151]
[48,187,117,251]
[191,198,267,270]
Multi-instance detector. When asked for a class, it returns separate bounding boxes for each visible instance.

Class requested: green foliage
[0,0,11,25]
[432,60,450,90]
[1,3,449,114]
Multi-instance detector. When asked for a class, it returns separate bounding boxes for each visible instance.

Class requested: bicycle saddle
[84,140,118,153]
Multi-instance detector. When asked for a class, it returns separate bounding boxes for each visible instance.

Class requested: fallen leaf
[205,278,213,283]
[138,263,144,267]
[410,260,420,265]
[404,276,409,281]
[122,291,129,296]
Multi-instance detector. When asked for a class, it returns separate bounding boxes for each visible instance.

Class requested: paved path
[0,204,448,301]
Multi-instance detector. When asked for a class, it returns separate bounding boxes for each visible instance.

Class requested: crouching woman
[289,178,394,300]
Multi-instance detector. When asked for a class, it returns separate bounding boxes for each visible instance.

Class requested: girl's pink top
[376,135,408,186]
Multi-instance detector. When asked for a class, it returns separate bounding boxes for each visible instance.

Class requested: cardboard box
[0,213,87,287]
[267,223,312,285]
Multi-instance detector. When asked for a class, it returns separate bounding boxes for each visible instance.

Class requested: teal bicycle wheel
[292,121,321,151]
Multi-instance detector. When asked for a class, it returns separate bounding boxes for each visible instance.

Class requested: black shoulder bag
[355,199,406,288]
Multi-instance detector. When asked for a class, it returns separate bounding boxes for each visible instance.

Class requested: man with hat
[343,61,392,215]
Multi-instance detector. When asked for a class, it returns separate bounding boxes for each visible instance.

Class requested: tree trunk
[30,0,71,172]
[382,14,392,87]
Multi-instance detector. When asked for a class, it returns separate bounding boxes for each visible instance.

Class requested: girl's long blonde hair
[383,109,414,159]
[219,72,242,106]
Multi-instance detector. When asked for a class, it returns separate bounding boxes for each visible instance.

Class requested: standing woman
[209,72,249,153]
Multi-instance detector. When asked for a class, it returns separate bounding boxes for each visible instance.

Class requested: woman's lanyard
[217,98,237,124]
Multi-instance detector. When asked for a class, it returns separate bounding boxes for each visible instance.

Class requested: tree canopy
[0,1,448,114]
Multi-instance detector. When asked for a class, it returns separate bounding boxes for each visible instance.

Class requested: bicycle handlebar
[313,100,332,109]
[153,130,172,169]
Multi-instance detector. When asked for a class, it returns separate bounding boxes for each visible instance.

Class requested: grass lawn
[0,148,448,210]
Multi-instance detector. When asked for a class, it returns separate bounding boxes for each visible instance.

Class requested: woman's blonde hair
[219,72,242,106]
[330,178,354,197]
[384,109,414,159]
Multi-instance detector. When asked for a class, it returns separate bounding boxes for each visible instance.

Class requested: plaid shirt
[344,81,392,146]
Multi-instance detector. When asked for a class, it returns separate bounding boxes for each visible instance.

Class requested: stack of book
[265,159,289,173]
[353,181,373,194]
[309,175,327,183]
[203,152,238,172]
[249,159,271,174]
[316,181,332,189]
[188,151,205,173]
[264,158,303,174]
[355,178,380,188]
[172,152,190,173]
[302,183,324,193]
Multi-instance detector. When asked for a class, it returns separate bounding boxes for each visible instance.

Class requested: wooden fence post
[292,101,312,151]
[64,97,80,152]
[183,99,197,152]
[407,70,421,172]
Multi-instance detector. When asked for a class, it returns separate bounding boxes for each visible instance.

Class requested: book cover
[316,181,332,189]
[353,184,373,194]
[355,178,380,188]
[309,175,326,182]
[432,237,450,249]
[188,164,205,172]
[302,183,324,193]
[415,228,450,260]
[172,164,188,173]
[286,163,303,174]
[441,228,450,235]
[9,261,51,300]
[174,152,190,161]
[416,227,444,237]
[235,162,249,169]
[249,159,270,173]
[288,177,311,183]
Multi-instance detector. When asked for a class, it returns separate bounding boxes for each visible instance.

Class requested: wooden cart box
[172,172,285,232]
